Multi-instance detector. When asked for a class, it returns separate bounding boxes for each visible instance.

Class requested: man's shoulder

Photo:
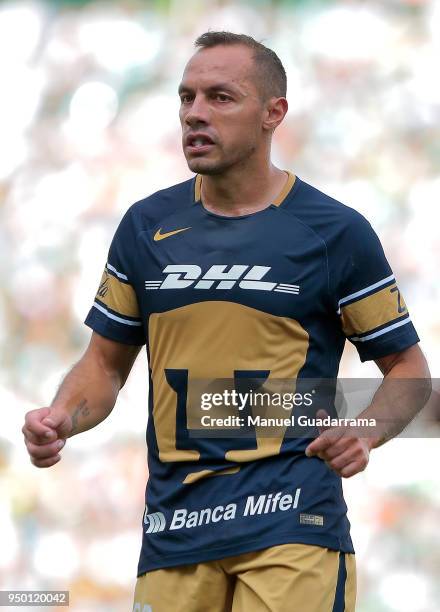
[124,176,196,229]
[288,176,374,241]
[293,177,365,221]
[134,176,195,205]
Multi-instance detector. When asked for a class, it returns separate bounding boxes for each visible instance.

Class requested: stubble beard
[186,141,258,176]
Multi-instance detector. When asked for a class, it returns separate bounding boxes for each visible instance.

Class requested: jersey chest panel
[133,205,329,323]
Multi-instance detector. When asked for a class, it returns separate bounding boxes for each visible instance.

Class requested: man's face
[179,45,266,175]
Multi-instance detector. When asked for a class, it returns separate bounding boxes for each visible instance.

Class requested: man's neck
[200,164,289,217]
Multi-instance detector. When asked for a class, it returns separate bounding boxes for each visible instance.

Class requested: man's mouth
[185,133,216,154]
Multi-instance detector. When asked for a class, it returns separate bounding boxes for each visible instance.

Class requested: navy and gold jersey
[85,173,419,575]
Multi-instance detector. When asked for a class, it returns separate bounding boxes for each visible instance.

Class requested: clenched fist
[22,407,73,468]
[305,409,372,478]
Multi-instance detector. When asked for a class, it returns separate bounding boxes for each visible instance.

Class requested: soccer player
[23,32,430,611]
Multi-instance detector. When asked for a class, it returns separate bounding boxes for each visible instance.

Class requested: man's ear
[262,97,288,131]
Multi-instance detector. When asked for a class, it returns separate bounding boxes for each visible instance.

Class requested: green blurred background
[0,0,439,610]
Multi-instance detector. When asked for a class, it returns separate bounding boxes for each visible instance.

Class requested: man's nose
[184,94,210,127]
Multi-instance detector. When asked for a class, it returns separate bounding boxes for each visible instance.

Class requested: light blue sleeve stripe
[93,301,142,326]
[350,317,411,342]
[106,262,128,281]
[337,274,395,313]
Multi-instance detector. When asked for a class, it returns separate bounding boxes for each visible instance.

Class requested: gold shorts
[132,543,356,612]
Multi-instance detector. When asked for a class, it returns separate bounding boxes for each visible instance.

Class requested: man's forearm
[360,351,431,450]
[50,354,121,437]
[306,345,431,478]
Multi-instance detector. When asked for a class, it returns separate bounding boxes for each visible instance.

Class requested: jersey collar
[194,171,296,207]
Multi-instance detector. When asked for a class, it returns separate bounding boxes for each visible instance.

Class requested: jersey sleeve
[84,209,146,345]
[330,211,419,362]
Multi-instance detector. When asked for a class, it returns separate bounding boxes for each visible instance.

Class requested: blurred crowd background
[0,0,439,610]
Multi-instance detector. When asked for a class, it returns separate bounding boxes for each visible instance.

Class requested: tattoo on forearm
[71,399,90,433]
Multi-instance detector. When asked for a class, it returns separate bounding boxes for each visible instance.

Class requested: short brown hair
[194,31,287,100]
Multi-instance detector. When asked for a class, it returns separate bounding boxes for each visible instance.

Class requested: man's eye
[214,94,231,102]
[180,95,193,104]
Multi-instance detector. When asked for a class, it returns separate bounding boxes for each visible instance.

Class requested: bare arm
[366,343,431,449]
[22,332,141,467]
[50,331,141,435]
[306,344,431,477]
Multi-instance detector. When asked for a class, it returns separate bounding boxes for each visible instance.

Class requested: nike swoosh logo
[153,227,191,241]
